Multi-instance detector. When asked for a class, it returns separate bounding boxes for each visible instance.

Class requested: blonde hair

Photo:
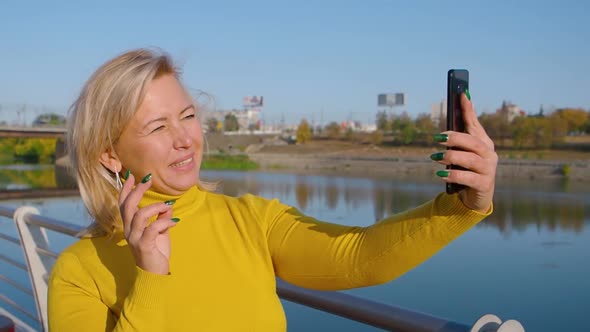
[68,48,214,237]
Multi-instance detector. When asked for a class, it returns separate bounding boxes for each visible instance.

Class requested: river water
[1,166,589,331]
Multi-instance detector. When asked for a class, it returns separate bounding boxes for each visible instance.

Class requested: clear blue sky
[1,0,588,126]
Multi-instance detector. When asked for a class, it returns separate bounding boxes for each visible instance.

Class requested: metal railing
[0,205,525,332]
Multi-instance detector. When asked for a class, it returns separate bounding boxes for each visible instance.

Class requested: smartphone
[446,69,469,194]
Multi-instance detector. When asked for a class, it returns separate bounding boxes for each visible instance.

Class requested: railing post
[470,314,525,332]
[13,206,49,332]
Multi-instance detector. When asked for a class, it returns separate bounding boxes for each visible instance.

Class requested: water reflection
[0,164,56,189]
[2,168,588,332]
[484,195,588,234]
[1,166,589,235]
[0,164,75,190]
[205,171,590,235]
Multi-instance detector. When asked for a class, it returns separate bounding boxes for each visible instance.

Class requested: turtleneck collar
[137,185,206,216]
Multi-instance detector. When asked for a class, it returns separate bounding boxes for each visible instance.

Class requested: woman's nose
[171,124,192,149]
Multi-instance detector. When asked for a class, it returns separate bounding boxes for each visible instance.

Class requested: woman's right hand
[118,173,178,275]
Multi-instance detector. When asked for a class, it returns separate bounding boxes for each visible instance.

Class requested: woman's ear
[99,149,122,173]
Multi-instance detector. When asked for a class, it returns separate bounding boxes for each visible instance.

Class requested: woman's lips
[171,157,193,167]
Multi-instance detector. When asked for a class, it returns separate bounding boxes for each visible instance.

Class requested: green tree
[376,111,391,132]
[224,114,239,132]
[415,113,435,133]
[325,122,341,139]
[391,112,412,133]
[33,113,66,126]
[296,119,312,144]
[206,118,219,133]
[14,138,56,163]
[392,113,417,144]
[415,113,436,144]
[344,127,355,141]
[400,124,417,144]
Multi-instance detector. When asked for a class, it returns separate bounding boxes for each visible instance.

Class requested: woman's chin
[153,178,198,196]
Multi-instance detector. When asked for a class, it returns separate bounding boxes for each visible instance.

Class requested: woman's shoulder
[60,237,97,258]
[56,233,125,267]
[210,191,289,209]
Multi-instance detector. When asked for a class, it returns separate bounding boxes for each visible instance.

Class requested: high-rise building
[430,99,447,125]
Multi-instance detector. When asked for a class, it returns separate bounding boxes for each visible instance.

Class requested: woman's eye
[151,126,165,133]
[183,114,195,120]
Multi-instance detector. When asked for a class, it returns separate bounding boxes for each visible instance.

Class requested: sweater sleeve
[48,252,172,332]
[264,192,492,291]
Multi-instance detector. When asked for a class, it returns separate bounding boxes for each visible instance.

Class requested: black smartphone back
[446,69,469,194]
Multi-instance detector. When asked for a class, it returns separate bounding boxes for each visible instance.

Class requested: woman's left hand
[433,92,498,213]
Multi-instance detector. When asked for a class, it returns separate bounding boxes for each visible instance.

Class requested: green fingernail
[171,217,180,223]
[124,169,131,180]
[465,88,471,101]
[164,200,176,205]
[434,134,448,142]
[436,170,450,178]
[141,173,152,183]
[430,152,444,161]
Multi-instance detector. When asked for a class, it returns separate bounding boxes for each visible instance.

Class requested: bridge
[0,126,66,139]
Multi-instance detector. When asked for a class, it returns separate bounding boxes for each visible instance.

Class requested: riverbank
[38,133,590,183]
[244,140,590,182]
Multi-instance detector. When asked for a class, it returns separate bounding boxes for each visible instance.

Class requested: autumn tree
[552,108,588,134]
[511,117,535,148]
[296,119,312,144]
[370,130,384,145]
[512,117,555,149]
[478,113,511,146]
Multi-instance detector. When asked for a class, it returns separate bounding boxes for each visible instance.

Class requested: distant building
[497,101,525,122]
[341,120,376,132]
[430,100,446,124]
[201,108,261,133]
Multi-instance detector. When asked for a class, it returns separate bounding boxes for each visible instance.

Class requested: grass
[496,149,590,161]
[201,154,258,171]
[267,164,288,170]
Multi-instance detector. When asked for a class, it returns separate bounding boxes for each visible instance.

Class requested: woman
[48,48,497,331]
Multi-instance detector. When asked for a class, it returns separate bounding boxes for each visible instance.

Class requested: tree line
[295,106,590,148]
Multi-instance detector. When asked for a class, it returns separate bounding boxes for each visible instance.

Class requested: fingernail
[434,134,448,142]
[164,200,176,205]
[465,88,471,101]
[436,170,450,178]
[430,152,444,161]
[124,169,131,180]
[141,173,152,183]
[171,217,180,223]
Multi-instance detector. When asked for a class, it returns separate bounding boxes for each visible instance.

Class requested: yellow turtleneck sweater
[48,187,491,331]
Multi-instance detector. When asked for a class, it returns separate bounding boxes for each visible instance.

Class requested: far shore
[245,151,589,183]
[239,137,590,182]
[46,134,589,183]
